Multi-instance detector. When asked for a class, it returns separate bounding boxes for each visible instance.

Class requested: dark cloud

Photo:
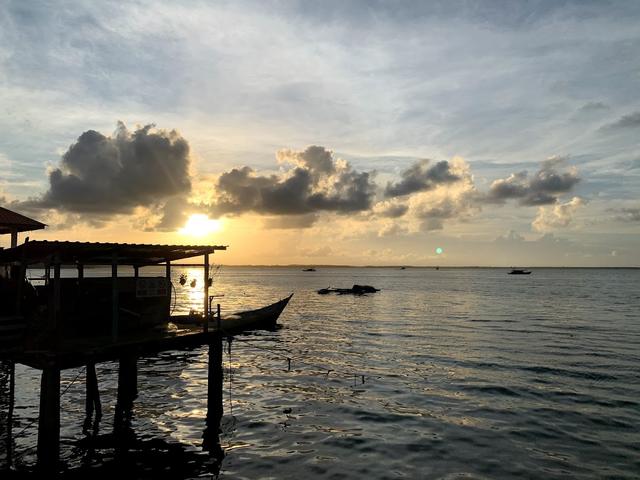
[486,158,580,206]
[210,146,376,221]
[602,111,640,130]
[385,160,461,197]
[263,214,319,230]
[22,122,192,223]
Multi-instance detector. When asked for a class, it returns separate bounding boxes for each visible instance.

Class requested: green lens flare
[436,247,443,255]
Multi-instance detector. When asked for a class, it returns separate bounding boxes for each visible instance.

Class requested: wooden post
[85,362,102,420]
[203,254,209,333]
[5,361,15,469]
[77,264,84,280]
[133,265,139,278]
[52,256,61,337]
[114,355,137,432]
[165,260,171,280]
[37,363,60,472]
[14,261,25,315]
[206,334,224,430]
[10,229,17,248]
[111,254,118,342]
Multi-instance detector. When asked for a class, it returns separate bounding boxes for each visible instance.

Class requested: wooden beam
[10,230,17,248]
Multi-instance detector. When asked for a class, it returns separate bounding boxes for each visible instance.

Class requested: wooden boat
[302,268,316,272]
[508,269,531,275]
[172,293,293,334]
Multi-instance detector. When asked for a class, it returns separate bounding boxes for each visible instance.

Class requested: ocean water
[1,267,639,479]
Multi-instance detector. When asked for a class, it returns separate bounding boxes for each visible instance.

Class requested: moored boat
[508,269,531,275]
[172,293,293,334]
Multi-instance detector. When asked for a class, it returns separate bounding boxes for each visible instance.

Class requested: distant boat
[317,284,380,295]
[400,266,406,270]
[302,268,316,272]
[508,269,531,275]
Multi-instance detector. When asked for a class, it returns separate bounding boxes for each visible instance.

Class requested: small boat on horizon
[508,269,531,275]
[302,268,316,272]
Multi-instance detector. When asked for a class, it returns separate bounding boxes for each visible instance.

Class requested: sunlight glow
[179,214,222,238]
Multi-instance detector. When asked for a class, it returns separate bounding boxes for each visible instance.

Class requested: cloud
[486,157,580,206]
[209,146,376,222]
[408,157,480,231]
[609,207,640,222]
[372,200,409,218]
[262,213,319,229]
[20,122,192,227]
[384,159,461,197]
[603,111,640,130]
[579,101,609,112]
[532,196,585,232]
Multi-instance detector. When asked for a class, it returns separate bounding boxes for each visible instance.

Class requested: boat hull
[171,293,293,334]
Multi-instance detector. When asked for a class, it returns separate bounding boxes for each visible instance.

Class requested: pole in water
[287,358,291,372]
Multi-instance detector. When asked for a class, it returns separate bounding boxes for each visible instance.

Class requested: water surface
[2,267,639,478]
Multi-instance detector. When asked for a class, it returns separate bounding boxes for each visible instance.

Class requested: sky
[0,0,639,266]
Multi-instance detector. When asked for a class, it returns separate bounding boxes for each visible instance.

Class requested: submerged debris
[317,284,380,295]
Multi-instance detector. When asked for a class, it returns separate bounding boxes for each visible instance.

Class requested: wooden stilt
[37,364,60,472]
[203,333,224,456]
[114,355,137,432]
[85,362,102,420]
[5,361,15,469]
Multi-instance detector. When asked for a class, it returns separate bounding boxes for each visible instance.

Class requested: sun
[179,214,222,238]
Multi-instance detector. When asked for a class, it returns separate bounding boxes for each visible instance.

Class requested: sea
[1,266,639,479]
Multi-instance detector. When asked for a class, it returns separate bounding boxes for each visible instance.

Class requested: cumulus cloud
[21,122,192,228]
[408,157,480,231]
[209,146,376,222]
[486,157,580,206]
[384,159,461,197]
[532,196,585,232]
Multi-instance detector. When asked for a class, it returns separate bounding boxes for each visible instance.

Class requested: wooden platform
[2,322,218,370]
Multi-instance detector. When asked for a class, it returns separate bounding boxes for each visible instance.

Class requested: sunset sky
[1,1,638,266]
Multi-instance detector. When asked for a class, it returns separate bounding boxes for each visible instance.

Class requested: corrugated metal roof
[0,240,227,265]
[0,206,46,234]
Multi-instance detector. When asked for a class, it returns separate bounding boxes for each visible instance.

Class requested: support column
[203,254,209,332]
[5,361,15,469]
[37,363,60,472]
[114,355,137,433]
[10,229,17,248]
[52,256,61,337]
[204,332,224,448]
[111,254,118,342]
[85,362,102,421]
